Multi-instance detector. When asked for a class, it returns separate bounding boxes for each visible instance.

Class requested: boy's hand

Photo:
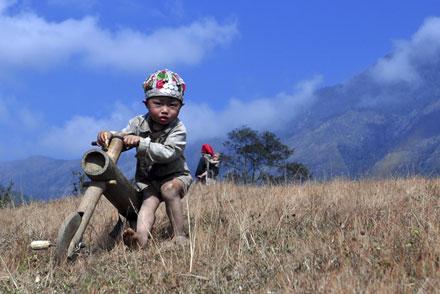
[123,135,141,147]
[97,131,112,147]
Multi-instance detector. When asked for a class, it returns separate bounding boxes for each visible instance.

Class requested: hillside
[0,153,137,201]
[285,61,440,178]
[1,57,440,199]
[0,146,198,200]
[0,156,80,200]
[1,179,440,292]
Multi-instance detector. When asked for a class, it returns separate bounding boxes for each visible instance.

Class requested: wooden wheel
[54,212,82,264]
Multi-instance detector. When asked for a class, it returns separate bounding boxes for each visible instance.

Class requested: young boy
[97,69,192,248]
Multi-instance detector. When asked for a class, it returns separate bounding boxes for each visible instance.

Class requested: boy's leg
[136,187,161,246]
[123,186,160,248]
[160,178,186,238]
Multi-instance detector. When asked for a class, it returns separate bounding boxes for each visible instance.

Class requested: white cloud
[0,96,43,129]
[370,16,440,83]
[0,76,321,160]
[181,76,322,142]
[0,95,47,160]
[0,95,139,159]
[36,76,320,158]
[18,108,43,129]
[0,1,238,72]
[39,102,138,157]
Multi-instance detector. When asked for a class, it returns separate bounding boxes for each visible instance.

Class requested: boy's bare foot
[122,228,141,249]
[173,235,190,246]
[161,235,189,250]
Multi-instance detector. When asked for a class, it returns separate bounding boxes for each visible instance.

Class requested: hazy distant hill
[0,147,200,200]
[285,61,440,178]
[0,156,82,200]
[1,57,440,198]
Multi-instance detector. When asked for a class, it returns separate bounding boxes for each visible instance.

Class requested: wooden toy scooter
[54,134,141,263]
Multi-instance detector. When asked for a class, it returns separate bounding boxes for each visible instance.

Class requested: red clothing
[201,144,215,156]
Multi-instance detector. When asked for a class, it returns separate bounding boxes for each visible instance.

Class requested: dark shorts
[140,174,193,201]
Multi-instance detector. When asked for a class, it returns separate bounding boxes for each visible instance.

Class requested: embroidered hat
[142,69,186,103]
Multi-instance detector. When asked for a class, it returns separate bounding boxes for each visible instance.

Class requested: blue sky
[1,0,440,160]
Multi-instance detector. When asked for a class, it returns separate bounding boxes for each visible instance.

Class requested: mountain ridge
[2,56,440,199]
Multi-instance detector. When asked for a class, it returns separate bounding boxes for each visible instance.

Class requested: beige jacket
[117,114,191,190]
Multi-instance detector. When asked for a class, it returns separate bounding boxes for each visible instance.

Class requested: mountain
[284,61,440,178]
[0,156,80,200]
[0,147,201,200]
[1,56,440,199]
[0,154,129,200]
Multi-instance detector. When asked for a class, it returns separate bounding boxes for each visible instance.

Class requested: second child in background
[195,144,220,184]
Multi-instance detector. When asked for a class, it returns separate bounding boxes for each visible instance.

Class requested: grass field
[1,178,440,292]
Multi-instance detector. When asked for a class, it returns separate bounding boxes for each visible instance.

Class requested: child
[97,69,192,248]
[195,144,220,184]
[211,152,221,179]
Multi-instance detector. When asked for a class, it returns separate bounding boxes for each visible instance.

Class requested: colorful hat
[142,69,186,103]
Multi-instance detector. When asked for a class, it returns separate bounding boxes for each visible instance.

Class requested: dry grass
[1,178,440,292]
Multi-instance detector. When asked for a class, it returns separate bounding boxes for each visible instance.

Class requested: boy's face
[145,96,182,125]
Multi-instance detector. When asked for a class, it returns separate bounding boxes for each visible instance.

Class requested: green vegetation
[222,126,311,184]
[0,182,28,208]
[71,170,88,196]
